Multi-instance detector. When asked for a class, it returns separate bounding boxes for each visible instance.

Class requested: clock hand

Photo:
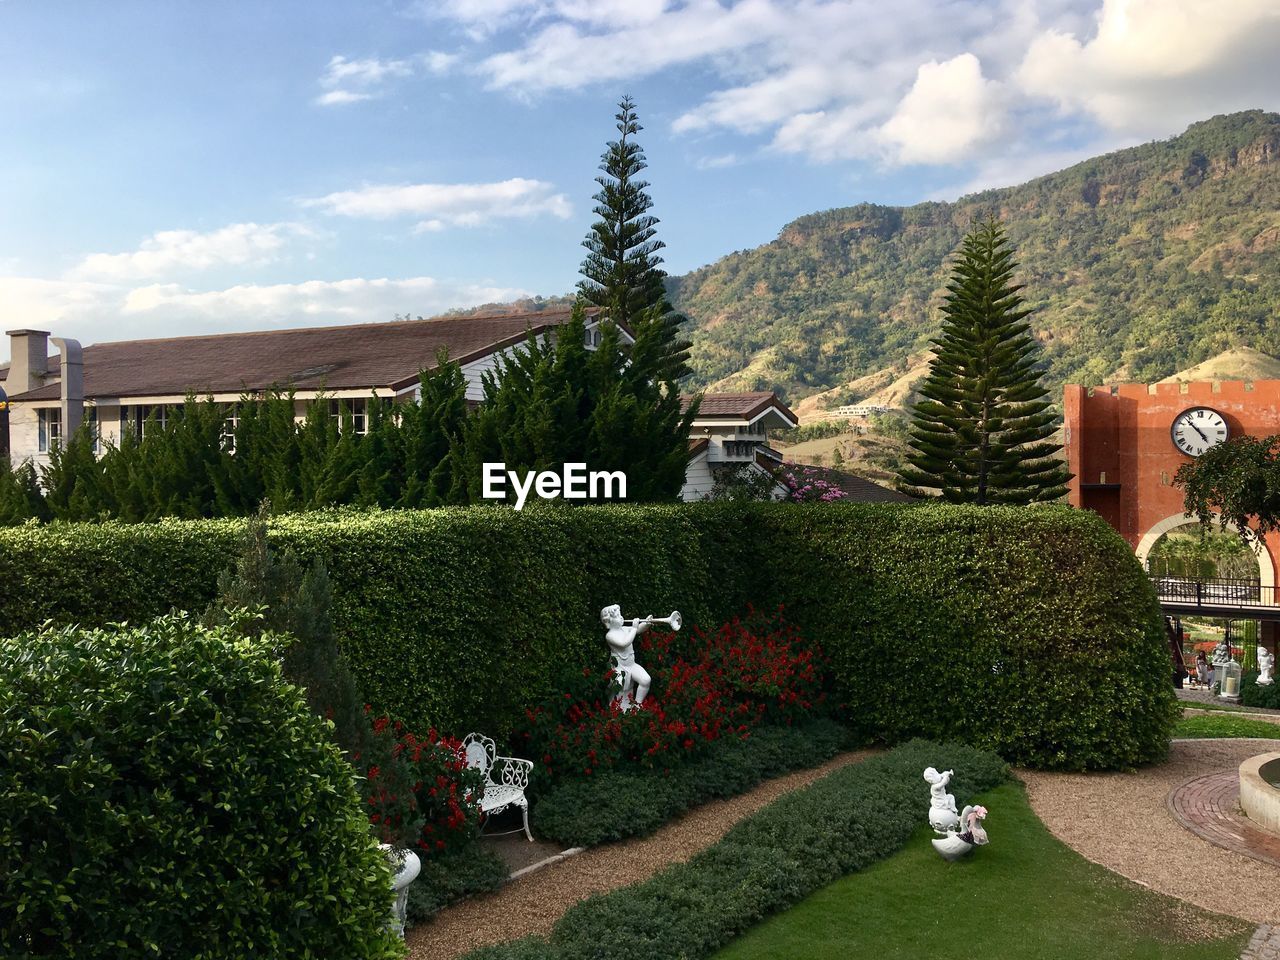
[1190,422,1210,443]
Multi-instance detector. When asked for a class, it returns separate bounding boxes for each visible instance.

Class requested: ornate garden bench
[460,732,535,842]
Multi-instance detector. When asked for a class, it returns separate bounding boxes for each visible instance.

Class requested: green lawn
[1176,713,1280,739]
[713,782,1252,960]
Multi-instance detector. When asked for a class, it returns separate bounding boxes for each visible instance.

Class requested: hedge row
[0,502,1176,769]
[464,739,1009,960]
[533,720,852,847]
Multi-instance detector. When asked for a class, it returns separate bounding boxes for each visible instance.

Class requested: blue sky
[2,0,1278,356]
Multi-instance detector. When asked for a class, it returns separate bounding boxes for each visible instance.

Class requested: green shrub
[0,614,402,960]
[464,739,1008,960]
[1241,671,1280,709]
[406,845,510,924]
[533,720,851,847]
[0,503,1174,769]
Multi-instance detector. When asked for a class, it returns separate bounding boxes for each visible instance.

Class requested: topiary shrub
[0,502,1174,770]
[0,614,402,960]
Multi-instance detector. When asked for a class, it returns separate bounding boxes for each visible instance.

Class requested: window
[585,326,602,349]
[221,404,239,452]
[85,406,100,454]
[329,398,368,435]
[120,403,174,438]
[38,407,61,453]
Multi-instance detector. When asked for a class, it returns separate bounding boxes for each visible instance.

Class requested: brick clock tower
[1064,379,1280,648]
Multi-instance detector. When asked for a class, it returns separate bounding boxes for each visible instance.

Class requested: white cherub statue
[924,767,959,832]
[601,605,651,711]
[1259,646,1275,686]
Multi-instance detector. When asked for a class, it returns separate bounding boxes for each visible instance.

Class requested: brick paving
[1242,925,1280,960]
[1167,770,1280,868]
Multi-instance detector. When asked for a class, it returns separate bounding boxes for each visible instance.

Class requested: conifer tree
[902,218,1070,504]
[579,95,691,384]
[0,458,50,524]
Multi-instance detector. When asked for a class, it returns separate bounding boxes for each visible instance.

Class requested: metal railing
[1150,574,1276,608]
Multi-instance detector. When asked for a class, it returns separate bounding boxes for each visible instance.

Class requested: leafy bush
[0,614,401,960]
[532,720,851,847]
[359,714,485,857]
[1241,671,1280,709]
[406,845,510,924]
[464,739,1008,960]
[519,607,829,787]
[0,503,1174,769]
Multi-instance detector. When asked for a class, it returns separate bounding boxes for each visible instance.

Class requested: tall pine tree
[579,95,691,384]
[902,218,1070,504]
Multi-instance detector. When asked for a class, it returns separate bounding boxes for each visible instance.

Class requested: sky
[2,0,1279,359]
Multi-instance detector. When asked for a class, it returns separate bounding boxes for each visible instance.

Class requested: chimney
[5,329,50,395]
[52,337,84,437]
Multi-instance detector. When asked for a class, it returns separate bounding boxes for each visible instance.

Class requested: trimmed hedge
[0,502,1175,769]
[533,720,852,847]
[463,739,1009,960]
[0,614,401,960]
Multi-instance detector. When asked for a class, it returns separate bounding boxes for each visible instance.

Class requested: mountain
[669,110,1280,410]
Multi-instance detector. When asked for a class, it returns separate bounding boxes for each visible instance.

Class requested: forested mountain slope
[669,110,1280,408]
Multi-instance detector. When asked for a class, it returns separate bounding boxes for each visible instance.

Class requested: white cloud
[314,52,455,106]
[430,0,1280,171]
[315,89,376,106]
[1016,0,1280,133]
[303,178,572,231]
[876,54,1005,165]
[0,274,531,354]
[69,223,311,282]
[694,153,741,170]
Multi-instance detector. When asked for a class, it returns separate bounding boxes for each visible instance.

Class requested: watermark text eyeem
[482,462,627,510]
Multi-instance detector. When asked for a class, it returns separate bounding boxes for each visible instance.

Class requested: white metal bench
[460,732,534,842]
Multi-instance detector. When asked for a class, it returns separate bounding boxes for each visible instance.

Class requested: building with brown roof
[681,391,797,500]
[1,309,619,469]
[1,313,800,504]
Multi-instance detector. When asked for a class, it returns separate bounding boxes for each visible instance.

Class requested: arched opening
[1135,513,1276,589]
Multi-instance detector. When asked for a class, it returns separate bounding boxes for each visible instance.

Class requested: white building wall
[680,454,716,501]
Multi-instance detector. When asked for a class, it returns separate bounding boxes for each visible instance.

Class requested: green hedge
[533,720,852,847]
[0,503,1175,769]
[463,739,1009,960]
[0,613,401,960]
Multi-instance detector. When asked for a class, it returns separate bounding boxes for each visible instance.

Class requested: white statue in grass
[600,604,682,712]
[924,767,959,832]
[1259,646,1275,686]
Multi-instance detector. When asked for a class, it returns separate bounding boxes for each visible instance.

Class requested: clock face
[1171,407,1229,457]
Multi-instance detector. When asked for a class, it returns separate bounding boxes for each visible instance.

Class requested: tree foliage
[1174,434,1280,539]
[902,218,1070,504]
[579,95,692,384]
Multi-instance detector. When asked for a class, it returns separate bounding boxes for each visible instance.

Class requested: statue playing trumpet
[600,605,682,711]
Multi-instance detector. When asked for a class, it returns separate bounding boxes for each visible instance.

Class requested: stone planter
[379,844,422,939]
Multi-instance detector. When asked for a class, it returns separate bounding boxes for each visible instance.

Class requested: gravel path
[1019,740,1280,924]
[404,750,874,960]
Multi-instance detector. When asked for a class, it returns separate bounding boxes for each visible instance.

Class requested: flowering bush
[779,463,848,502]
[357,712,484,859]
[517,607,828,787]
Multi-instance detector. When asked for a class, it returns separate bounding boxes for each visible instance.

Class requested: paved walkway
[1243,925,1280,960]
[1168,768,1280,868]
[1177,688,1280,714]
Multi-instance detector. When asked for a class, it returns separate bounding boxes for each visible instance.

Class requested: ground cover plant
[711,781,1252,960]
[1242,672,1280,709]
[462,739,1009,960]
[0,502,1175,770]
[1176,713,1280,739]
[0,614,401,960]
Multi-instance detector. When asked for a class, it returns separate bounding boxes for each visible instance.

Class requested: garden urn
[380,844,422,939]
